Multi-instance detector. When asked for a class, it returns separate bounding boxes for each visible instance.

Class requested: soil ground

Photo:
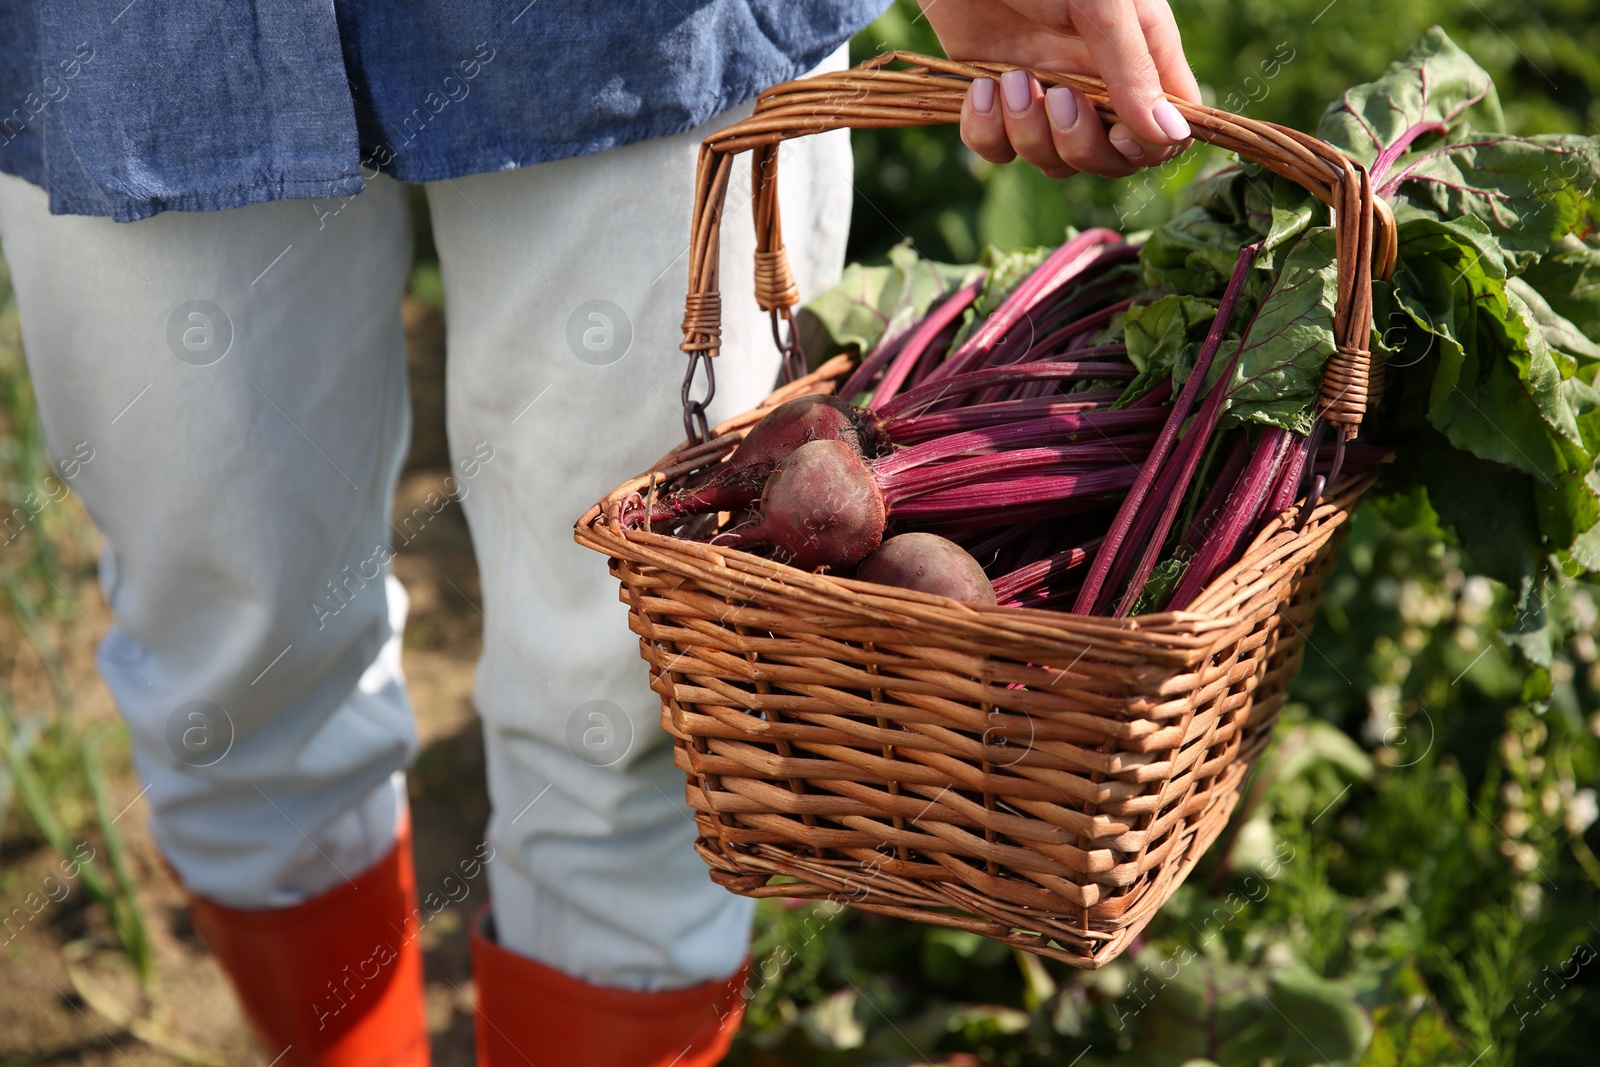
[0,298,491,1066]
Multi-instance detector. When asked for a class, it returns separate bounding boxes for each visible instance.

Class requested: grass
[0,255,150,979]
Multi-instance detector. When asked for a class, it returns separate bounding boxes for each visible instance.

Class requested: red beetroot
[713,439,888,570]
[634,374,1146,529]
[735,394,881,465]
[629,395,880,525]
[856,533,997,605]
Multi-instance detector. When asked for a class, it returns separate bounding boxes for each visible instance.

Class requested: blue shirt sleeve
[0,0,888,222]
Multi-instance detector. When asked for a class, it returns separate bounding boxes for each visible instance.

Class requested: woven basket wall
[576,52,1394,968]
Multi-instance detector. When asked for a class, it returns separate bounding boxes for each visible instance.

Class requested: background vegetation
[726,3,1600,1064]
[0,1,1597,1064]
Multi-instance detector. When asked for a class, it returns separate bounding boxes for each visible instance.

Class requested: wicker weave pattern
[577,53,1390,968]
[578,361,1371,967]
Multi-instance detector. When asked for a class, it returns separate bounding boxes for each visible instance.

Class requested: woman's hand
[918,0,1201,179]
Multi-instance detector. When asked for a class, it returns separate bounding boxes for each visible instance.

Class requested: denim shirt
[0,1,885,222]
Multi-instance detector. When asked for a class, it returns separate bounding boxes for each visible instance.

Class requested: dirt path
[0,298,492,1065]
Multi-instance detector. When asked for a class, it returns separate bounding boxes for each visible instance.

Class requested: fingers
[1138,0,1202,105]
[1072,0,1192,150]
[1105,119,1183,167]
[963,72,1151,180]
[965,72,1083,178]
[962,77,1016,165]
[1044,86,1139,179]
[998,69,1076,179]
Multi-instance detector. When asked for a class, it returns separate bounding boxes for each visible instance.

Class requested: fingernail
[1000,69,1031,114]
[1045,86,1079,131]
[1153,100,1191,142]
[1111,136,1144,160]
[971,78,996,116]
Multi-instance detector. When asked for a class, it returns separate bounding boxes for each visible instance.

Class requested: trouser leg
[426,50,853,993]
[0,171,418,908]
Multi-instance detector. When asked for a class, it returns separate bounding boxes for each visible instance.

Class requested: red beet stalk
[1071,243,1262,615]
[875,353,1133,421]
[875,408,1164,477]
[837,321,912,402]
[883,436,1158,502]
[865,276,984,409]
[1165,427,1293,610]
[925,230,1126,383]
[991,538,1102,603]
[889,464,1143,520]
[971,249,1144,376]
[880,389,1132,442]
[1182,433,1252,550]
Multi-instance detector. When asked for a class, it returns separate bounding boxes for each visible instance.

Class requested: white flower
[1459,576,1495,623]
[1566,789,1598,836]
[1517,882,1543,918]
[1541,788,1562,819]
[1501,809,1529,838]
[1571,589,1598,632]
[1500,840,1540,874]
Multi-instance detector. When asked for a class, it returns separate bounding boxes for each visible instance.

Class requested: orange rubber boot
[183,822,430,1067]
[469,904,747,1066]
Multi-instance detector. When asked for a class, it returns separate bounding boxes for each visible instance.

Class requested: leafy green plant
[722,14,1600,1066]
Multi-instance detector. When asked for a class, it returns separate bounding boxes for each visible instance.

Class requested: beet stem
[1182,433,1253,550]
[880,436,1158,504]
[926,231,1126,383]
[1070,243,1261,615]
[991,538,1102,602]
[837,322,911,402]
[1166,427,1291,610]
[876,409,1164,478]
[876,354,1133,422]
[881,390,1130,442]
[866,277,983,410]
[889,464,1141,517]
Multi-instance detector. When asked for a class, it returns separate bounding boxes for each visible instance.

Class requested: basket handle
[678,50,1396,444]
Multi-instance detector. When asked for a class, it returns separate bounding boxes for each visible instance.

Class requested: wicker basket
[575,52,1396,968]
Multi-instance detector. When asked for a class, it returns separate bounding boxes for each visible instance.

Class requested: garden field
[2,1,1599,1064]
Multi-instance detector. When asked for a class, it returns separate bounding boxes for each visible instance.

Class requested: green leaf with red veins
[1381,133,1600,265]
[1385,213,1600,557]
[1516,234,1600,344]
[1114,293,1219,407]
[1508,276,1600,366]
[798,240,971,362]
[1243,169,1321,257]
[1315,29,1600,266]
[1315,26,1505,170]
[1217,227,1340,434]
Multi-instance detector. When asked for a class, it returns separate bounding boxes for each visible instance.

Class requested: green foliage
[1117,292,1218,406]
[1314,31,1600,649]
[1122,29,1600,596]
[723,11,1600,1066]
[848,0,1600,264]
[797,241,972,368]
[1220,226,1339,434]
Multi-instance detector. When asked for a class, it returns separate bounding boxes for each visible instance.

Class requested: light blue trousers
[0,52,851,991]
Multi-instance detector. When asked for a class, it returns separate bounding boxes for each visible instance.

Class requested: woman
[0,1,1194,1064]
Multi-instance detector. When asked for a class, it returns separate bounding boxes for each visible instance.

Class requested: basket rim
[574,364,1376,670]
